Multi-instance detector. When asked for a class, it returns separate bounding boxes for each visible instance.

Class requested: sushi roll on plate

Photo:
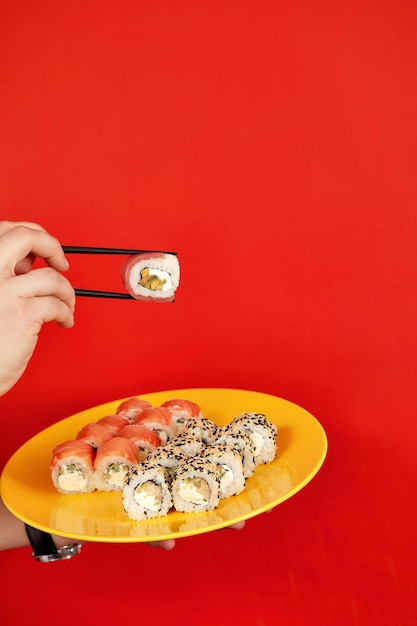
[177,417,218,445]
[94,437,139,492]
[171,457,221,513]
[49,440,96,494]
[147,442,192,478]
[168,432,204,458]
[134,407,176,445]
[202,443,246,498]
[214,426,256,479]
[231,412,277,465]
[76,422,113,449]
[96,414,130,435]
[160,398,203,434]
[123,461,173,521]
[116,397,153,423]
[118,424,162,461]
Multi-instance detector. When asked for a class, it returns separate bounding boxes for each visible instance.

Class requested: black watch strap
[24,524,82,562]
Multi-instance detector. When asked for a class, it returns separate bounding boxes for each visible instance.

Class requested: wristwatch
[25,524,82,562]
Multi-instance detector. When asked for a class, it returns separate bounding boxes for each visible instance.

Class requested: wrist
[52,533,83,550]
[24,525,83,562]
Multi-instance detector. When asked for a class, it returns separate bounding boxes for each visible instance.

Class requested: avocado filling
[139,267,171,291]
[105,462,129,488]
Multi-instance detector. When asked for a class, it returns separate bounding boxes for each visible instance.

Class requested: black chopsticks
[72,289,134,299]
[62,246,177,255]
[62,246,177,299]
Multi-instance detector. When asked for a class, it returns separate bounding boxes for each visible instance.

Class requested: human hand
[226,521,246,530]
[51,514,248,554]
[150,520,245,550]
[147,539,176,550]
[0,221,75,396]
[145,522,245,551]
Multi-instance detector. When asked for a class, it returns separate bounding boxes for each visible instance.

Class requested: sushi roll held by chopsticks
[121,252,180,301]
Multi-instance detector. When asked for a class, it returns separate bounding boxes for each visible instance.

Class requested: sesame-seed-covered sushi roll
[123,461,173,521]
[231,412,277,465]
[171,457,221,513]
[202,443,246,498]
[169,432,204,458]
[121,252,180,302]
[147,442,192,478]
[49,440,96,494]
[94,436,139,492]
[178,417,218,445]
[214,427,256,479]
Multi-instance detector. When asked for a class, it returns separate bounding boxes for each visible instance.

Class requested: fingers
[13,268,75,328]
[215,520,246,534]
[226,521,246,530]
[0,220,46,237]
[0,222,69,276]
[146,539,176,550]
[14,254,37,276]
[26,295,75,328]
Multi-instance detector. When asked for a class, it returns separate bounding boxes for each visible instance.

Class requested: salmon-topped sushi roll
[94,437,139,492]
[76,422,114,449]
[161,398,203,435]
[50,440,96,494]
[116,397,153,423]
[96,414,129,435]
[134,407,176,445]
[118,424,161,461]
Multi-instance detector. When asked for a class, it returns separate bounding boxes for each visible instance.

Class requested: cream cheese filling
[58,465,87,492]
[178,477,210,505]
[249,431,264,457]
[218,464,234,492]
[134,481,162,511]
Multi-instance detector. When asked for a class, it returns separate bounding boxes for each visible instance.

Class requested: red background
[1,1,416,624]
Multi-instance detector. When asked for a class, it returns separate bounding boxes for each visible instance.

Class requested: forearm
[0,496,73,552]
[0,496,30,550]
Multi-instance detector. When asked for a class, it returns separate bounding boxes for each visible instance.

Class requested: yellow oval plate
[1,388,327,542]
